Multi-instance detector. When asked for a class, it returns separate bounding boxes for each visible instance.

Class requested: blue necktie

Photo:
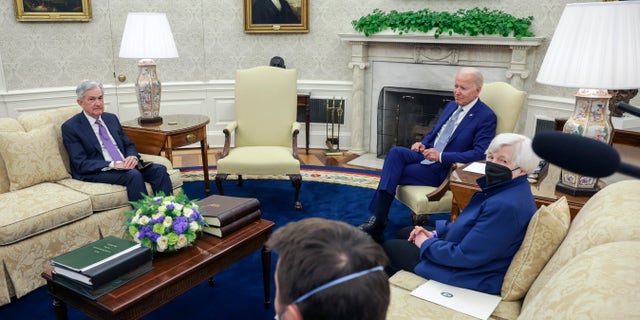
[421,107,462,165]
[434,107,463,151]
[95,119,123,161]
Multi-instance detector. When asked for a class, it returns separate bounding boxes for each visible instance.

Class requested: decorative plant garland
[352,7,534,39]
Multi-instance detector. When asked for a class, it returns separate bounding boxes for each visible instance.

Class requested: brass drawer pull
[186,134,197,143]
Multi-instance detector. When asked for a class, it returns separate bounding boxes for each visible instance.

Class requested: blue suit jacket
[421,99,497,167]
[62,112,139,179]
[416,176,536,294]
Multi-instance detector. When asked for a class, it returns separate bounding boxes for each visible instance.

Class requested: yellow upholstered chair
[395,82,526,225]
[215,66,302,210]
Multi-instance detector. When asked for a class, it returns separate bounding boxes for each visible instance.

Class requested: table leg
[52,297,68,320]
[262,245,272,308]
[305,105,310,154]
[201,136,210,195]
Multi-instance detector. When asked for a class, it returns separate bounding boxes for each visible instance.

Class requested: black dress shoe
[358,216,386,243]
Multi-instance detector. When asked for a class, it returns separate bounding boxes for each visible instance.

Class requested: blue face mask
[274,266,384,320]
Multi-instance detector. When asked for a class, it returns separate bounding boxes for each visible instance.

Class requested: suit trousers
[90,163,173,201]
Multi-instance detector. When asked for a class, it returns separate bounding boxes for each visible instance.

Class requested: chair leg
[237,174,243,186]
[289,174,303,211]
[411,212,430,226]
[214,174,228,195]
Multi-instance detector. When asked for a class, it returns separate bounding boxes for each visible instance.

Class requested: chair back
[479,82,526,134]
[234,66,297,147]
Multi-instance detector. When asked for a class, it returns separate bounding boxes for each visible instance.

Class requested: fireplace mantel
[338,33,545,153]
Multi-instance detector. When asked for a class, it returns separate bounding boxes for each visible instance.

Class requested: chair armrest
[221,121,238,158]
[426,163,457,201]
[291,122,300,159]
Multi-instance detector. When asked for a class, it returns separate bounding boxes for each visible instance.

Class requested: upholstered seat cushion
[0,183,92,245]
[56,168,183,212]
[395,185,453,214]
[217,146,300,175]
[387,270,522,320]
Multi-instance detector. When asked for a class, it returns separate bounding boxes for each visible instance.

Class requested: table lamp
[119,12,179,124]
[536,1,640,196]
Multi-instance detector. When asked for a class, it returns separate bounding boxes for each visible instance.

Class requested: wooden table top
[121,114,210,133]
[42,219,274,319]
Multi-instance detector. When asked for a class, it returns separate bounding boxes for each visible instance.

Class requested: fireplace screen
[377,87,453,158]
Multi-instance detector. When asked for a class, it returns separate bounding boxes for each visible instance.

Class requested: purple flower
[173,216,189,234]
[166,203,175,211]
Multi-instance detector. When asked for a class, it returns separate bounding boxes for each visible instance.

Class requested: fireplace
[338,33,544,154]
[377,87,453,157]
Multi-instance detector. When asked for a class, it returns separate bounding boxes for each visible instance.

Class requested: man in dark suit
[62,80,173,201]
[252,0,300,24]
[359,67,497,243]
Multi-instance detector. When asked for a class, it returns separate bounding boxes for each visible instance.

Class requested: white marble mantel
[338,33,545,153]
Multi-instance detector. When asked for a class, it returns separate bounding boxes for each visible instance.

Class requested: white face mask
[274,266,384,320]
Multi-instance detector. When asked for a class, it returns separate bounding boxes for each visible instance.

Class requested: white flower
[183,207,194,218]
[163,216,173,228]
[173,203,184,212]
[132,232,141,243]
[175,234,188,249]
[189,221,200,232]
[158,205,167,213]
[138,215,151,225]
[156,236,168,252]
[152,212,163,220]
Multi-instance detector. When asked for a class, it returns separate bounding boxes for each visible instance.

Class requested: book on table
[198,194,260,227]
[53,245,152,288]
[52,261,153,300]
[52,235,142,273]
[203,210,261,237]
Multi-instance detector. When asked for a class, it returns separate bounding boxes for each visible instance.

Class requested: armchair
[215,66,303,210]
[395,82,526,225]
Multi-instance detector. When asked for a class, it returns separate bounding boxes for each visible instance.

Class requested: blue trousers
[88,163,173,201]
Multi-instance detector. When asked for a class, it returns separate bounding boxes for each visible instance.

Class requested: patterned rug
[177,165,381,189]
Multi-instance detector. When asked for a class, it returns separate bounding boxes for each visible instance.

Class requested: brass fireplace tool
[325,97,344,156]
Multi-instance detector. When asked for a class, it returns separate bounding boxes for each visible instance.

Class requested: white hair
[485,133,540,173]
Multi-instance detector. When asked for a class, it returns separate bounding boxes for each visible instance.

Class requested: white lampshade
[536,1,640,90]
[119,12,179,59]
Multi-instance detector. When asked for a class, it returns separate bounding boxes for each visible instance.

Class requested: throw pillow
[0,125,70,191]
[501,196,570,301]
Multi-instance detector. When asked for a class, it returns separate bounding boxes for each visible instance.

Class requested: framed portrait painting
[14,0,92,22]
[244,0,309,33]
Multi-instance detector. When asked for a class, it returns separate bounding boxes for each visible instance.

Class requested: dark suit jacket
[252,0,299,24]
[421,99,497,167]
[62,112,139,179]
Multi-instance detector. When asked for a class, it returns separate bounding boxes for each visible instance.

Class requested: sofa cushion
[0,118,25,194]
[501,196,570,301]
[387,270,522,320]
[0,125,70,191]
[18,106,80,173]
[0,182,92,245]
[519,241,640,320]
[524,180,640,309]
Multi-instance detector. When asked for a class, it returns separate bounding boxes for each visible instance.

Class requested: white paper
[410,280,501,320]
[463,162,486,174]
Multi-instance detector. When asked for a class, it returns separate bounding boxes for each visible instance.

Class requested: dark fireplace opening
[377,87,453,158]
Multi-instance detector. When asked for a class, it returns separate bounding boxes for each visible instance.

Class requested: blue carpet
[0,176,449,319]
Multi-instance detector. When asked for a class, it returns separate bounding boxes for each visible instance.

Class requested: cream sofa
[387,179,640,319]
[0,106,183,306]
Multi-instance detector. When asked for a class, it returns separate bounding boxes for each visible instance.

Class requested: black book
[53,245,152,289]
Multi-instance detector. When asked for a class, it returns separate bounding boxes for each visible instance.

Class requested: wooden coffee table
[42,219,274,320]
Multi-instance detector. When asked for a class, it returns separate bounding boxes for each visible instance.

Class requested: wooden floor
[170,147,380,171]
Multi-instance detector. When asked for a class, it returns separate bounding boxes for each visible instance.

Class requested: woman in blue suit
[383,133,539,294]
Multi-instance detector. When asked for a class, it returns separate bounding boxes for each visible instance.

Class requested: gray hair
[457,67,484,88]
[76,80,103,99]
[485,133,540,173]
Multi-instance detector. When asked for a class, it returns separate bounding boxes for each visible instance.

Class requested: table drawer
[167,128,206,148]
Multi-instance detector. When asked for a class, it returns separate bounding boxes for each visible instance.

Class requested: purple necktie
[95,119,123,161]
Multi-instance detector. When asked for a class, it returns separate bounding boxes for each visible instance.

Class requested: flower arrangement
[125,192,207,253]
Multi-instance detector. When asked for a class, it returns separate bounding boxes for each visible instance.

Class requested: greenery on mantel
[352,7,534,39]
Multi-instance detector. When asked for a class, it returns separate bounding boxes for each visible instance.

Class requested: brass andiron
[325,97,344,156]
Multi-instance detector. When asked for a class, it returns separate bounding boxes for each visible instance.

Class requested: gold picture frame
[244,0,309,33]
[14,0,92,22]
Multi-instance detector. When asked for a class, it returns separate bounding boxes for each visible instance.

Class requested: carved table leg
[52,297,68,320]
[262,245,272,308]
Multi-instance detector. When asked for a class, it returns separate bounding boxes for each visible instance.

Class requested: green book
[51,236,141,273]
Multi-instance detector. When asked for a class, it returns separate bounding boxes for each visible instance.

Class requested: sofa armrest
[139,153,174,170]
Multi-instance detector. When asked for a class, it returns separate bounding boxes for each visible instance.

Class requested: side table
[297,93,311,154]
[121,114,211,195]
[449,163,598,220]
